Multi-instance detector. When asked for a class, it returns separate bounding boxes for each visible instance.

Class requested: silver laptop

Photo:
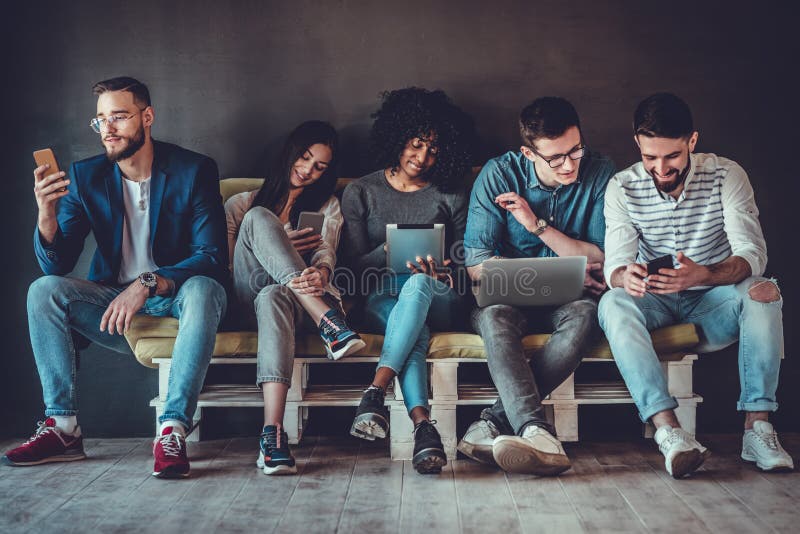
[386,223,445,274]
[474,256,587,307]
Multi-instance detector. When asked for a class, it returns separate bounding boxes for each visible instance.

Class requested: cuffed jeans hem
[257,376,292,387]
[376,363,401,375]
[638,397,679,423]
[44,409,78,417]
[737,401,778,412]
[278,271,305,286]
[158,412,191,430]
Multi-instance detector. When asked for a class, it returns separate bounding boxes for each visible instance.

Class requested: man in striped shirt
[599,93,793,478]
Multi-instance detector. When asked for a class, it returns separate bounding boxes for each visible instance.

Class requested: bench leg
[186,407,202,442]
[430,362,458,401]
[430,405,457,460]
[389,404,414,460]
[553,405,578,442]
[283,402,306,444]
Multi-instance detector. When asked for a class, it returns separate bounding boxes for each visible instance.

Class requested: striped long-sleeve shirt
[603,153,767,289]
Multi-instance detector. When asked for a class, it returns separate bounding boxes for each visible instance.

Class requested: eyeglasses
[530,145,585,168]
[89,108,146,133]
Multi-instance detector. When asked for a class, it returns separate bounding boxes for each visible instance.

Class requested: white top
[117,176,158,284]
[603,152,767,289]
[225,190,343,301]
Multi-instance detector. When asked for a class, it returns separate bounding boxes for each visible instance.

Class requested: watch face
[141,272,157,286]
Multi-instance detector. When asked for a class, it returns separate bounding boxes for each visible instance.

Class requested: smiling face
[636,132,698,195]
[397,134,438,179]
[520,125,582,188]
[95,90,153,162]
[289,143,333,188]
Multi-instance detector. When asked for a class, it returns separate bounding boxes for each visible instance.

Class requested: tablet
[474,256,587,307]
[386,224,445,274]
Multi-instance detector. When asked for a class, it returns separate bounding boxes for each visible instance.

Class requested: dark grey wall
[4,1,797,437]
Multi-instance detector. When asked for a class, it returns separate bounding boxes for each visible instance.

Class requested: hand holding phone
[647,254,674,276]
[33,148,70,213]
[297,211,325,236]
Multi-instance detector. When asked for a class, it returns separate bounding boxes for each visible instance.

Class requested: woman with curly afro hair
[341,87,476,474]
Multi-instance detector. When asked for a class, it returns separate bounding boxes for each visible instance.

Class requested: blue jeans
[598,277,783,422]
[27,275,227,430]
[362,273,466,413]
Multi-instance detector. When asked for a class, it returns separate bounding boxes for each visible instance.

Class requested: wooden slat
[275,438,360,532]
[453,460,523,533]
[504,466,584,533]
[0,438,142,532]
[399,461,460,534]
[216,436,319,532]
[338,441,404,532]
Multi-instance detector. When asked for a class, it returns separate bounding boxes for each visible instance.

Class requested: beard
[650,158,691,193]
[105,126,145,162]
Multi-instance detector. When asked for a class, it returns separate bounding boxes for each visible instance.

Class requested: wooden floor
[1,434,798,533]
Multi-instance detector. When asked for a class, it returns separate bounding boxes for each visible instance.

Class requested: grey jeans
[233,207,336,386]
[471,298,599,436]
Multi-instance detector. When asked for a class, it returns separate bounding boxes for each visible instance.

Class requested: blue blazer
[34,140,229,291]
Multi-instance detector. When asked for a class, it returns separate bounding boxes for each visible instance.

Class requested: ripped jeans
[598,276,784,422]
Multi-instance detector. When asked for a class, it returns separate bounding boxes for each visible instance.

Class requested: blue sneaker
[256,425,297,475]
[318,309,366,360]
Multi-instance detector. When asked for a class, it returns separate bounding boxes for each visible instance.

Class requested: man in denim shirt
[458,97,614,475]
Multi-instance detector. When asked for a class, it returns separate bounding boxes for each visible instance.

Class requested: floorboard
[0,433,797,533]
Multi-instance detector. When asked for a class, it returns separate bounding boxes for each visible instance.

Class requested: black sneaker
[412,420,448,474]
[256,425,297,475]
[350,386,390,440]
[318,309,366,360]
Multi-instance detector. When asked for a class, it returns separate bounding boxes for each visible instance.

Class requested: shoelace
[24,421,54,444]
[157,432,183,457]
[413,420,439,437]
[755,430,780,451]
[659,429,685,452]
[481,419,499,439]
[320,312,348,338]
[363,386,386,403]
[261,429,287,453]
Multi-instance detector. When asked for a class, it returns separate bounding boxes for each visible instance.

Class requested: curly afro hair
[369,87,475,192]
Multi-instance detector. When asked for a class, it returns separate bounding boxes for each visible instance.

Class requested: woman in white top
[225,121,365,475]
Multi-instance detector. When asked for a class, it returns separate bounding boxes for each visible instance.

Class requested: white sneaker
[492,425,571,476]
[741,421,794,471]
[457,419,499,466]
[654,425,710,478]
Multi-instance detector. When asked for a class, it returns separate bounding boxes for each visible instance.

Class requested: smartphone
[647,254,674,276]
[33,148,66,192]
[297,211,325,236]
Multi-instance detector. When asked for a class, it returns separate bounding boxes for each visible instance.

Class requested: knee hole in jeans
[748,280,780,303]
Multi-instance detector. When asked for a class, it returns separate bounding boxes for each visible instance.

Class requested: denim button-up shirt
[464,149,615,267]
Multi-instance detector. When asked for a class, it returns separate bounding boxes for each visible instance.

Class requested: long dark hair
[250,120,339,226]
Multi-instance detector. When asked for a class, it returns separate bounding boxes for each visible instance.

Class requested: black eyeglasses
[530,145,585,168]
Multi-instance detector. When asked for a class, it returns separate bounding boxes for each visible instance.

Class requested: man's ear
[633,135,641,148]
[142,106,155,128]
[687,131,699,153]
[520,146,535,162]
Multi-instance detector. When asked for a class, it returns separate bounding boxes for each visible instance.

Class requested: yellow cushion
[127,314,699,368]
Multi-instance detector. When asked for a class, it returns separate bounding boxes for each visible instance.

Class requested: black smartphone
[647,254,674,276]
[297,211,325,236]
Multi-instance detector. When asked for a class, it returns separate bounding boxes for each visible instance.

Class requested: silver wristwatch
[139,272,158,297]
[533,218,548,236]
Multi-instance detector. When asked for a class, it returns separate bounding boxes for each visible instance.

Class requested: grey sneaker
[741,421,794,472]
[492,425,571,476]
[654,425,710,478]
[457,419,499,467]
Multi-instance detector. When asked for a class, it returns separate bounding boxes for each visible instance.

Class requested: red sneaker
[2,418,86,466]
[152,427,190,478]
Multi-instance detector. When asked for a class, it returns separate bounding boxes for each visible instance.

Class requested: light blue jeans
[27,275,227,429]
[598,277,783,422]
[363,273,466,413]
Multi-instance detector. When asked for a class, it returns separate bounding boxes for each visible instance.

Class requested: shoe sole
[328,338,367,361]
[350,413,389,441]
[413,448,447,474]
[741,451,794,472]
[492,437,571,476]
[669,449,711,479]
[1,452,87,466]
[257,453,298,475]
[456,440,498,467]
[152,466,190,479]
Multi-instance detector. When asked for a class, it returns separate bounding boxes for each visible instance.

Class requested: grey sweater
[341,170,469,281]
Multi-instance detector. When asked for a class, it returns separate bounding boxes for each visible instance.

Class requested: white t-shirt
[117,176,159,284]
